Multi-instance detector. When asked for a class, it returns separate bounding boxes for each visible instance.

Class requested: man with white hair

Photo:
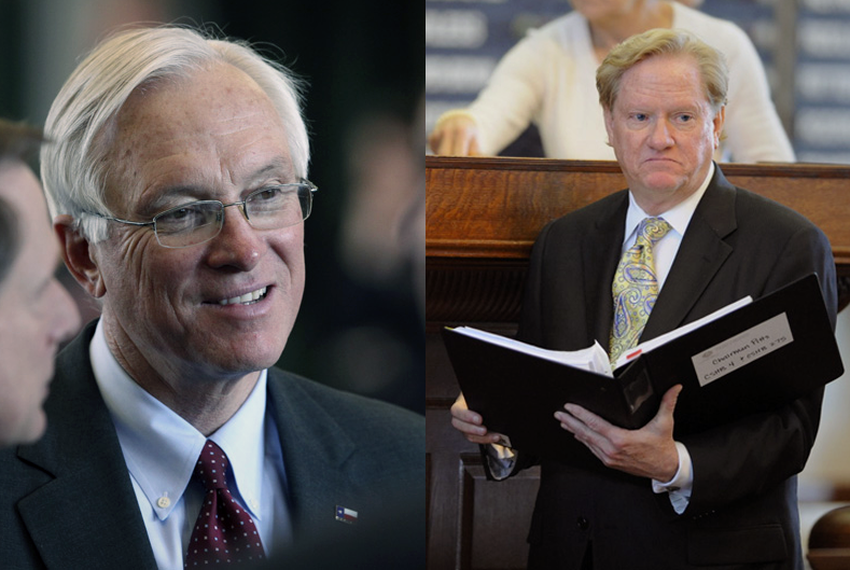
[0,26,423,569]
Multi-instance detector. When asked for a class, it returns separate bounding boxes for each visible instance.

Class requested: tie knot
[194,440,229,490]
[637,217,672,244]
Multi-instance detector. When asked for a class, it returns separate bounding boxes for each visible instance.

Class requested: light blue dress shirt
[89,320,292,569]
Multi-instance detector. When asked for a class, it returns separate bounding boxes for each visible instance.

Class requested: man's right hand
[450,393,505,445]
[428,115,482,156]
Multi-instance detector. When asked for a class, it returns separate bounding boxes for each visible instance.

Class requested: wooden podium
[425,156,850,570]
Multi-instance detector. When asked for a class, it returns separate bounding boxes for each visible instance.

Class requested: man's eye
[679,114,693,122]
[168,208,193,220]
[248,187,291,215]
[158,205,208,229]
[632,113,648,122]
[165,207,203,222]
[255,187,283,201]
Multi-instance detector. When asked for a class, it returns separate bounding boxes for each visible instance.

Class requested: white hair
[41,25,310,242]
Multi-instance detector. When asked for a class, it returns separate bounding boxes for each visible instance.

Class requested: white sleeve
[466,31,554,155]
[651,441,694,515]
[484,443,517,480]
[720,24,795,162]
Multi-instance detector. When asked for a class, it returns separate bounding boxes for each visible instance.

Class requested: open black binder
[442,273,843,463]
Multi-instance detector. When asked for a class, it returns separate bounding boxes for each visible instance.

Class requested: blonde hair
[596,28,728,114]
[41,25,310,243]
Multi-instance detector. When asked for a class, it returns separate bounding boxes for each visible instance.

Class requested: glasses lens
[154,202,222,248]
[245,184,311,230]
[299,184,314,221]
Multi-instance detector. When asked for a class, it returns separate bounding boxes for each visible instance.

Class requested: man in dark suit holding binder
[451,28,836,570]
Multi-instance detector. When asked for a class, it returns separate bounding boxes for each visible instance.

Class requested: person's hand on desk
[450,393,505,445]
[428,113,482,156]
[554,385,683,480]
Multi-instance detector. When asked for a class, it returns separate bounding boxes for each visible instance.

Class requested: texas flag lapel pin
[335,505,358,524]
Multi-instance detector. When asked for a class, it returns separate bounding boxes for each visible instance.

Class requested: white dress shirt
[89,320,292,569]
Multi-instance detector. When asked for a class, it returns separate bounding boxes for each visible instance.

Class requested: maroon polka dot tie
[184,440,265,566]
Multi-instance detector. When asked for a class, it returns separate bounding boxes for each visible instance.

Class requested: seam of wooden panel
[426,155,850,179]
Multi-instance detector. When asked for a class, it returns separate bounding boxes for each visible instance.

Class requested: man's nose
[205,205,264,271]
[648,119,674,149]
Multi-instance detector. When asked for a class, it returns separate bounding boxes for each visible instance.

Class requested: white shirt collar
[89,319,268,522]
[624,162,714,245]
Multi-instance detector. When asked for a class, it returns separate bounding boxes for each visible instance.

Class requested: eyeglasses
[90,180,317,248]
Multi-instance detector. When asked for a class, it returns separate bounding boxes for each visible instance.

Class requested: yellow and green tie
[609,217,672,366]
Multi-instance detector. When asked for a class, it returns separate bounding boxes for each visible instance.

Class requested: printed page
[451,326,613,377]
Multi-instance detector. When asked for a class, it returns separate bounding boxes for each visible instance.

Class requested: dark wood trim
[427,156,850,266]
[831,485,850,502]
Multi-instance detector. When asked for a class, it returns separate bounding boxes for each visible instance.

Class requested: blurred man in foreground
[0,119,80,447]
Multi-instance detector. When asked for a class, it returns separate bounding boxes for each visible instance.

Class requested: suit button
[577,516,589,531]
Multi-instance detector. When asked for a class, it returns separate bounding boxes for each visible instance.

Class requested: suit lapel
[267,371,357,539]
[16,453,155,569]
[582,194,629,346]
[642,167,738,341]
[15,322,157,569]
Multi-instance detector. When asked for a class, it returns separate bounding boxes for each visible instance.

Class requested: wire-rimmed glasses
[89,180,317,248]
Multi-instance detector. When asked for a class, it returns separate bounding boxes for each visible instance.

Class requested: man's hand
[450,393,505,445]
[428,115,482,156]
[554,385,683,480]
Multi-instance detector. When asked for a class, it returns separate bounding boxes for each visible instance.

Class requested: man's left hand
[554,385,682,480]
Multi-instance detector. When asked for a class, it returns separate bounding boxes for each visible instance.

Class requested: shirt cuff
[651,441,693,514]
[485,443,516,480]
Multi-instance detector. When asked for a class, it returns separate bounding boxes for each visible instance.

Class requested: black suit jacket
[512,166,836,569]
[0,321,424,569]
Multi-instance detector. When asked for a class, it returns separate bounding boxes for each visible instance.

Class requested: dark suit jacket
[511,166,836,570]
[0,320,424,569]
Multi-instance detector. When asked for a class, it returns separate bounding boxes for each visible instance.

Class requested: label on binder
[691,313,794,387]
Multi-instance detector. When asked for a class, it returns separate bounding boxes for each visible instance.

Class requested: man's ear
[55,215,106,298]
[603,108,615,148]
[712,106,726,149]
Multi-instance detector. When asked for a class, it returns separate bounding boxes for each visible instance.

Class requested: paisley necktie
[609,217,672,366]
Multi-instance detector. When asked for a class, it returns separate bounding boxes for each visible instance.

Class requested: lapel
[581,193,629,345]
[641,166,737,341]
[266,370,358,539]
[14,321,157,570]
